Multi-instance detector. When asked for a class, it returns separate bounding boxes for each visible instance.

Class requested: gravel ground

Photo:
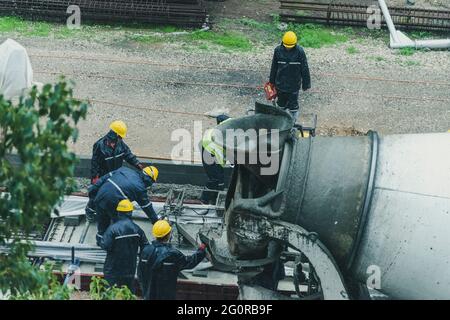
[1,6,449,160]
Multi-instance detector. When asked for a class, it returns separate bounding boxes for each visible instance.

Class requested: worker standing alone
[200,114,231,205]
[99,199,149,291]
[268,31,311,121]
[86,120,145,221]
[138,220,207,300]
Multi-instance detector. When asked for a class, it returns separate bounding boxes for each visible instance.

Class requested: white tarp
[0,39,34,100]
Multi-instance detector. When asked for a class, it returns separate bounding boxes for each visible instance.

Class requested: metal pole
[378,0,399,43]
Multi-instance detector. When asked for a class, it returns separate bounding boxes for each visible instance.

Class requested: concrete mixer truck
[201,102,450,300]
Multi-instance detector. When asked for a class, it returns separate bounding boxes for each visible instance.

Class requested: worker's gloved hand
[264,82,277,101]
[85,205,96,223]
[199,243,207,251]
[95,234,103,247]
[91,176,99,185]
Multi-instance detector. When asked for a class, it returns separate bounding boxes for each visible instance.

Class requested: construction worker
[91,120,144,182]
[268,31,311,121]
[99,199,148,291]
[88,166,160,245]
[200,114,231,205]
[86,121,144,221]
[138,220,207,300]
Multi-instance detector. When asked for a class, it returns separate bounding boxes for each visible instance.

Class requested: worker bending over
[99,199,148,291]
[268,31,311,121]
[86,120,144,221]
[138,220,207,300]
[200,114,231,204]
[88,166,160,245]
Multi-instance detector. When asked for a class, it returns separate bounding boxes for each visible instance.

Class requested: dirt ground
[16,37,450,160]
[1,1,449,160]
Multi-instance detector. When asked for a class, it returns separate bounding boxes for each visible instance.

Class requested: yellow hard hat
[110,120,127,139]
[282,31,297,48]
[143,166,159,182]
[153,220,172,238]
[117,199,133,212]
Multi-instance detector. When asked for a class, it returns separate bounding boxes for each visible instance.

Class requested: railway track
[280,1,450,32]
[0,0,208,27]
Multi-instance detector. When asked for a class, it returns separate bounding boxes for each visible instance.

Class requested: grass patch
[288,23,348,48]
[409,31,433,39]
[0,16,78,37]
[0,16,52,37]
[188,30,252,51]
[342,26,356,36]
[399,47,415,56]
[346,46,359,54]
[26,22,51,36]
[0,16,27,32]
[238,18,273,31]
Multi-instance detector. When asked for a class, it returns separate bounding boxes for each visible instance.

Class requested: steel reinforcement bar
[280,1,450,32]
[0,0,207,27]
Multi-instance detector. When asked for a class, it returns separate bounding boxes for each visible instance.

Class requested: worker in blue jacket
[91,120,144,183]
[138,220,207,300]
[86,120,144,222]
[99,199,149,291]
[88,166,160,245]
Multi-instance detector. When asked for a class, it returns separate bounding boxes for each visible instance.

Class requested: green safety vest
[201,119,231,167]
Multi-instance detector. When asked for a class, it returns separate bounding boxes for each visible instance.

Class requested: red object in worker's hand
[91,176,100,185]
[264,82,277,101]
[199,243,207,251]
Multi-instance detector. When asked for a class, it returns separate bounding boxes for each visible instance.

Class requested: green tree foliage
[7,263,73,300]
[0,79,88,296]
[89,277,136,300]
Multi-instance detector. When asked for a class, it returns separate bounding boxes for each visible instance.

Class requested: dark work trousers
[277,90,300,122]
[105,275,135,292]
[200,147,225,204]
[95,205,118,246]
